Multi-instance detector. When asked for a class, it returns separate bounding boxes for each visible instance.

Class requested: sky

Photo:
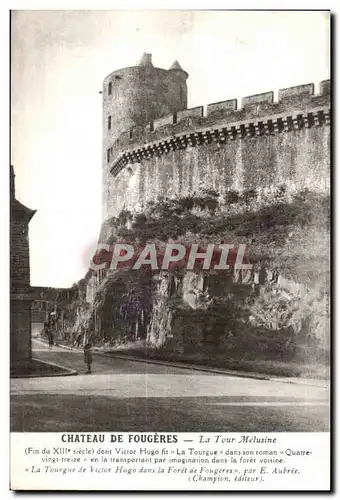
[10,10,330,288]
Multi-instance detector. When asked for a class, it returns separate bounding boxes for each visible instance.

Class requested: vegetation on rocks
[61,185,329,376]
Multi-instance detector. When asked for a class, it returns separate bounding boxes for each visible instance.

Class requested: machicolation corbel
[108,79,330,178]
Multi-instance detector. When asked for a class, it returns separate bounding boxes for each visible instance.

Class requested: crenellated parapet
[108,80,330,178]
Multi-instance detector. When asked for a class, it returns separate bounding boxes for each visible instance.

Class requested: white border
[2,3,337,499]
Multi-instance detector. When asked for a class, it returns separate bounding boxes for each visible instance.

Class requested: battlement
[108,80,330,177]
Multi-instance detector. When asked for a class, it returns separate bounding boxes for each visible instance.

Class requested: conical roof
[169,60,184,71]
[10,164,36,221]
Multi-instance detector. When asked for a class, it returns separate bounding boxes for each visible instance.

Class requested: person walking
[84,342,93,374]
[48,331,54,348]
[45,322,54,348]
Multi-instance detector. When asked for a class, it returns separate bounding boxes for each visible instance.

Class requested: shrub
[117,209,132,225]
[224,190,239,205]
[132,213,147,228]
[241,189,257,204]
[274,184,287,201]
[202,189,219,198]
[179,196,194,211]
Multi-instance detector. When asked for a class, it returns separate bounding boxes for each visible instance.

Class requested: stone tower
[102,53,188,221]
[10,165,36,368]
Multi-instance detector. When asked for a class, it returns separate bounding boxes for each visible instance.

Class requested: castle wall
[101,80,330,221]
[11,299,32,363]
[104,118,330,219]
[10,215,32,293]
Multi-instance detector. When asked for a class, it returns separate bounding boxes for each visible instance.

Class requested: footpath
[38,337,329,388]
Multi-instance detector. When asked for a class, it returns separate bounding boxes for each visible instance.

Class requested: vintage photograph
[10,10,330,435]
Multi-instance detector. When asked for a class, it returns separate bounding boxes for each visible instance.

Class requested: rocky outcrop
[64,187,330,370]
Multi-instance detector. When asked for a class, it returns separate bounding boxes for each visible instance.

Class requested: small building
[31,286,77,337]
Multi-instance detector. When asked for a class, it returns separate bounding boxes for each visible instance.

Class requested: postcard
[10,9,331,491]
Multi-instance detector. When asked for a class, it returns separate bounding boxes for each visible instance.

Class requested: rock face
[145,268,329,361]
[71,57,330,371]
[82,249,329,365]
[78,185,330,367]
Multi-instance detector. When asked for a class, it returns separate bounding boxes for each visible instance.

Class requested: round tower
[102,53,188,144]
[102,53,188,220]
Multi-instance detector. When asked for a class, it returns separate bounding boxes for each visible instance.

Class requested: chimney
[138,53,153,67]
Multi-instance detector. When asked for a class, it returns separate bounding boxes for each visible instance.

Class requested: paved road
[10,339,330,432]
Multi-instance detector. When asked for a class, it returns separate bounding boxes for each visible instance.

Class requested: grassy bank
[96,345,329,379]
